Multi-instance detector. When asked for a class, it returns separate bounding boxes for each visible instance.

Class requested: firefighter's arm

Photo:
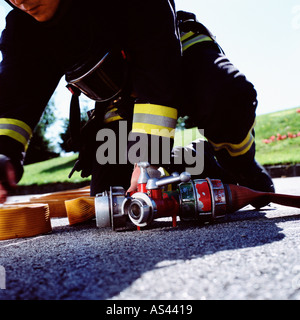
[124,0,181,187]
[0,10,63,199]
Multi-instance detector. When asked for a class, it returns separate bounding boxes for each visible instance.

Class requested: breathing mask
[65,50,129,103]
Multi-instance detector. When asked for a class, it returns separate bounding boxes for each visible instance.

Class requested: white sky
[175,0,300,115]
[1,0,300,118]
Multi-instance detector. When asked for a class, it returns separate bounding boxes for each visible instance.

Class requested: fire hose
[1,162,300,240]
[0,204,52,241]
[0,187,92,240]
[94,162,300,230]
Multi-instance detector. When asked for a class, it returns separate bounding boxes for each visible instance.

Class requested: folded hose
[65,197,95,225]
[29,187,91,218]
[1,187,95,240]
[0,204,51,240]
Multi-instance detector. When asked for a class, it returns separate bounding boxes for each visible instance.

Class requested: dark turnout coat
[0,1,258,193]
[0,0,182,181]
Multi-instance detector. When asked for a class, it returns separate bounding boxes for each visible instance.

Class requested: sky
[0,0,300,119]
[175,0,300,115]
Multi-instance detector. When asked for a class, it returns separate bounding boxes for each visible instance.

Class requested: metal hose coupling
[94,162,230,231]
[94,163,192,230]
[122,168,191,228]
[95,186,129,231]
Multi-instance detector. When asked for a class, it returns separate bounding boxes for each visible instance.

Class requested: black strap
[67,85,82,152]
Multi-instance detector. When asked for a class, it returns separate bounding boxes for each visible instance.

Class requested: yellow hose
[0,187,95,240]
[65,197,95,226]
[0,204,52,240]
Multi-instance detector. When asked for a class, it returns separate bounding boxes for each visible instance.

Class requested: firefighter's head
[7,0,60,22]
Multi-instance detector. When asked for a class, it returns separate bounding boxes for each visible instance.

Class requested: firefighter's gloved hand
[0,155,17,203]
[68,157,92,179]
[68,114,99,180]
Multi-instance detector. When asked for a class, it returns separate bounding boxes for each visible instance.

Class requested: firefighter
[0,1,274,207]
[0,0,182,202]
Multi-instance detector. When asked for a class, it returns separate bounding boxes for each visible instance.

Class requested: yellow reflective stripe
[104,115,123,124]
[134,104,178,119]
[0,118,32,150]
[103,107,124,124]
[0,118,32,136]
[209,136,254,157]
[132,123,176,139]
[208,125,255,157]
[182,35,213,52]
[132,104,178,138]
[0,129,29,148]
[180,31,195,42]
[106,107,118,113]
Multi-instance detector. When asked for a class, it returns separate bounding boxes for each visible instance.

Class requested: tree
[24,99,59,165]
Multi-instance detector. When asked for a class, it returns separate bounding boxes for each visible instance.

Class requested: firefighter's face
[8,0,60,22]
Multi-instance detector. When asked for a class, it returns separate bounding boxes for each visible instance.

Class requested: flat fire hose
[65,197,95,225]
[0,204,52,241]
[29,187,91,218]
[0,187,95,241]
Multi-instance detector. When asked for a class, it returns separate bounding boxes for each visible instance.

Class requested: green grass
[255,107,300,165]
[19,107,300,186]
[19,153,90,186]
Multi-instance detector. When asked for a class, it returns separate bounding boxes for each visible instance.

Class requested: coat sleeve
[0,10,63,180]
[121,0,182,165]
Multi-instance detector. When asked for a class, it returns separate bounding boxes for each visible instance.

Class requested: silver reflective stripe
[132,104,178,138]
[0,123,31,141]
[133,113,177,129]
[0,118,32,150]
[181,33,213,51]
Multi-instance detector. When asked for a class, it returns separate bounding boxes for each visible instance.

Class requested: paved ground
[0,177,300,300]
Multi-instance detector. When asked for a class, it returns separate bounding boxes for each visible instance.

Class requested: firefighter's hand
[0,155,17,204]
[127,164,141,194]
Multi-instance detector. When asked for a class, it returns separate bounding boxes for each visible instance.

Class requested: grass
[19,107,300,186]
[255,107,300,165]
[19,153,90,186]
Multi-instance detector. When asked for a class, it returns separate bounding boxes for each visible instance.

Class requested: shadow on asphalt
[0,207,288,300]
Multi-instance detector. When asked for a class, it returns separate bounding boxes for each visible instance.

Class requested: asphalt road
[0,177,300,301]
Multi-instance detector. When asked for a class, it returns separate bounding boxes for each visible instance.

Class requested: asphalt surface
[0,177,300,301]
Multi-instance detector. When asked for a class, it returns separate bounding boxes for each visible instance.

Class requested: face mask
[66,50,129,103]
